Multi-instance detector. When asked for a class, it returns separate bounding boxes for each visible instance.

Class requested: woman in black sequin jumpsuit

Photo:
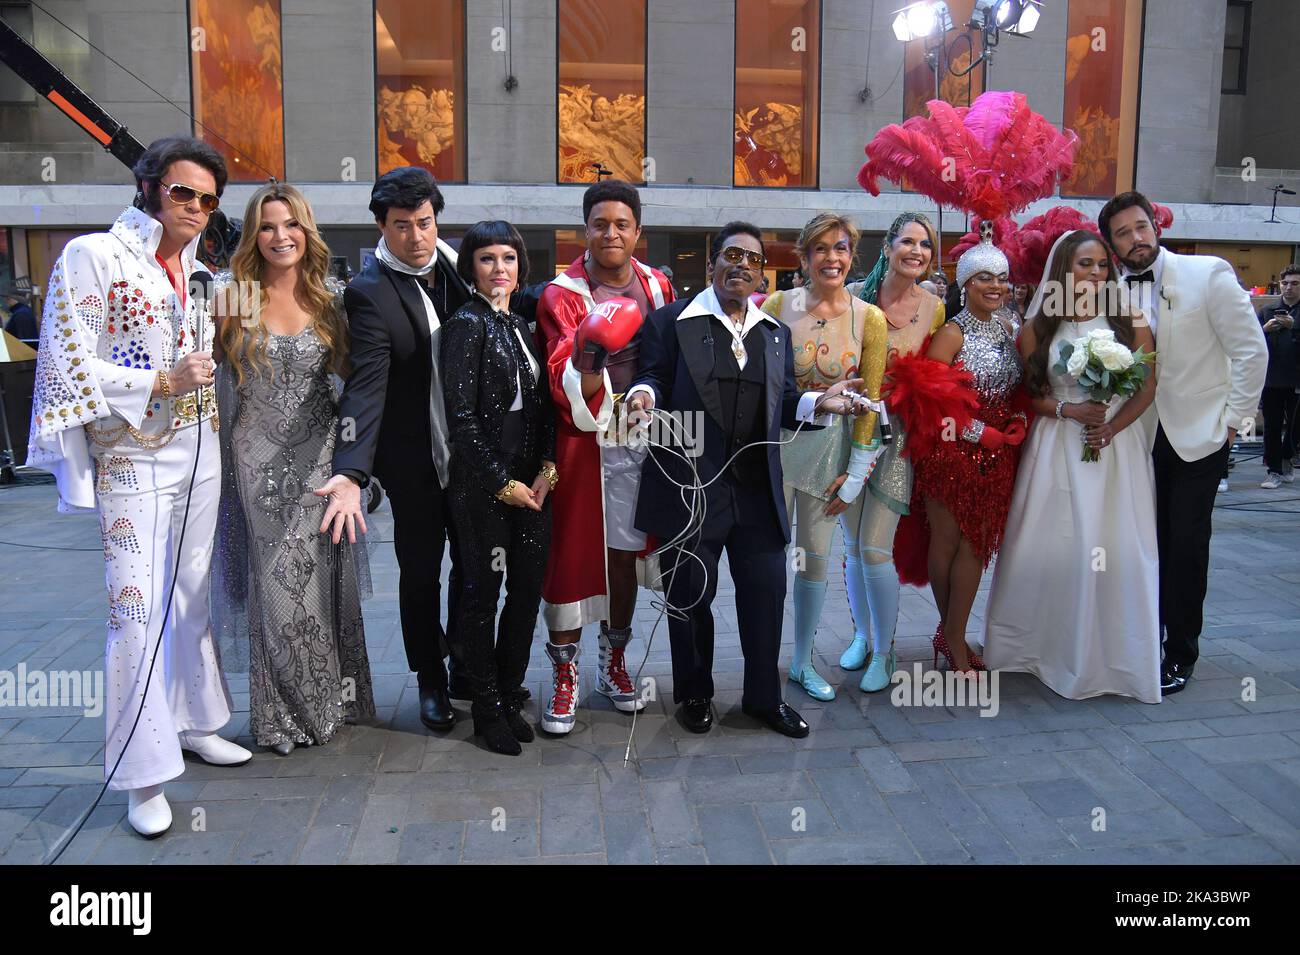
[440,221,555,756]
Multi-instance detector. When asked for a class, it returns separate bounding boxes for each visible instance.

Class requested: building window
[375,0,466,182]
[734,0,821,188]
[1222,0,1250,95]
[557,0,647,184]
[188,0,285,182]
[902,0,984,119]
[1061,0,1144,198]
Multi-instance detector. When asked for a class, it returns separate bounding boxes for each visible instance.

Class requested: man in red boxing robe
[534,180,674,734]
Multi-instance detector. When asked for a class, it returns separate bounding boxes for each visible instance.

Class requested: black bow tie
[1124,271,1155,284]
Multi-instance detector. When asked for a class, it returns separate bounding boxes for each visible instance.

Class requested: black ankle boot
[502,697,535,743]
[471,690,522,756]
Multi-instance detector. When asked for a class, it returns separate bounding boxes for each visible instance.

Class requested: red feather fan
[858,92,1078,222]
[881,348,981,462]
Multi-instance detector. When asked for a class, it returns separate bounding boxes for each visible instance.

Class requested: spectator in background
[2,282,37,342]
[930,271,949,300]
[1258,265,1300,489]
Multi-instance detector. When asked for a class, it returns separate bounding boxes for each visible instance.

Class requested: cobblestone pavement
[1,448,1297,865]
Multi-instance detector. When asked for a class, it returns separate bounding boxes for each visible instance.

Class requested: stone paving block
[597,768,645,813]
[602,810,655,864]
[1224,762,1300,828]
[655,845,707,864]
[296,824,355,864]
[409,788,538,824]
[891,739,992,762]
[854,746,916,794]
[883,791,971,863]
[1020,777,1109,818]
[1146,741,1300,860]
[397,820,464,864]
[755,799,840,840]
[1121,720,1218,742]
[643,779,698,847]
[461,817,539,861]
[696,805,772,864]
[1054,748,1166,812]
[768,834,916,864]
[1056,805,1209,850]
[153,830,243,865]
[946,752,1074,786]
[964,785,1075,857]
[737,747,860,775]
[312,774,375,827]
[541,784,603,856]
[1181,732,1300,763]
[686,771,817,805]
[345,793,410,865]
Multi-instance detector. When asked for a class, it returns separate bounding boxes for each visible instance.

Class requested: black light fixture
[591,162,612,182]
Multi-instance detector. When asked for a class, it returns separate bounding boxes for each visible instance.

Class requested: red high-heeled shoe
[932,623,986,672]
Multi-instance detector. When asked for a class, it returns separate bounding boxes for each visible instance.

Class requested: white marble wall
[645,0,735,186]
[466,0,556,185]
[817,0,906,191]
[1135,0,1227,204]
[282,0,376,185]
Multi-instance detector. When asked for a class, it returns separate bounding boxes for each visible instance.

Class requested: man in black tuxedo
[625,222,865,737]
[317,167,468,730]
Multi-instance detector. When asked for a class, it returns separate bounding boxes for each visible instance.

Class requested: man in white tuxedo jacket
[1099,192,1267,695]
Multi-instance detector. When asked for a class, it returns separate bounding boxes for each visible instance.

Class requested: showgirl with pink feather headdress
[861,90,1078,674]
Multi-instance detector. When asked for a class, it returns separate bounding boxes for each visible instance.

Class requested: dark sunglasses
[161,182,220,214]
[720,246,766,269]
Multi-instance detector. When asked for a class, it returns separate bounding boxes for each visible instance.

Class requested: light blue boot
[789,576,835,701]
[860,559,900,692]
[840,550,871,670]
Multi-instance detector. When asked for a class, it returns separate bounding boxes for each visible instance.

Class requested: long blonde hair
[218,183,348,386]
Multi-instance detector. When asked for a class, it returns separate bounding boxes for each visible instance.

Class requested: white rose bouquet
[1052,327,1155,462]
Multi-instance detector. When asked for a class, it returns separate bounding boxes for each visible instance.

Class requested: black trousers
[1152,425,1230,670]
[385,469,459,687]
[446,456,551,699]
[663,478,787,710]
[1261,386,1299,473]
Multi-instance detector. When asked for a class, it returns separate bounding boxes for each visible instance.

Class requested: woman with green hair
[841,212,946,691]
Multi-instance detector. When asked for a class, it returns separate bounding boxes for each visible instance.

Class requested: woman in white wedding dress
[983,229,1162,703]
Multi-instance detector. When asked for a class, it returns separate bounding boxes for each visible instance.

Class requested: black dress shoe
[741,701,810,738]
[418,684,456,730]
[679,698,713,734]
[1160,662,1193,696]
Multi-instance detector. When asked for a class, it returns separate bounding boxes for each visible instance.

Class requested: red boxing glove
[572,297,643,374]
[1003,420,1027,446]
[977,425,1006,450]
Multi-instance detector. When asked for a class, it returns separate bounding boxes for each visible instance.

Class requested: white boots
[178,730,253,766]
[124,732,250,839]
[127,785,172,838]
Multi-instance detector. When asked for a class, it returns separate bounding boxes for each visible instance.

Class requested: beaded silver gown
[212,301,375,748]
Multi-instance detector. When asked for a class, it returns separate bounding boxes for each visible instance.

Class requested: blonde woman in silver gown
[213,183,374,755]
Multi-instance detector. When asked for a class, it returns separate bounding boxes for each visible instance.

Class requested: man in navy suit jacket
[625,222,864,738]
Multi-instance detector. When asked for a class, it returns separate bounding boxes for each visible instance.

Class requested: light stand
[1266,184,1296,224]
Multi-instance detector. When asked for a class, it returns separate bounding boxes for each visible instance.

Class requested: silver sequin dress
[213,322,375,748]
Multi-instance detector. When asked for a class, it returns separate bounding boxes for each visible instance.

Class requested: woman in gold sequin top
[762,214,887,701]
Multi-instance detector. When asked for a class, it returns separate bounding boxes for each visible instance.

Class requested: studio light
[892,1,953,43]
[972,0,1043,35]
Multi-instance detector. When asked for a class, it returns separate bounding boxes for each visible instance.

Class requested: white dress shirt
[627,286,833,424]
[1119,247,1166,337]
